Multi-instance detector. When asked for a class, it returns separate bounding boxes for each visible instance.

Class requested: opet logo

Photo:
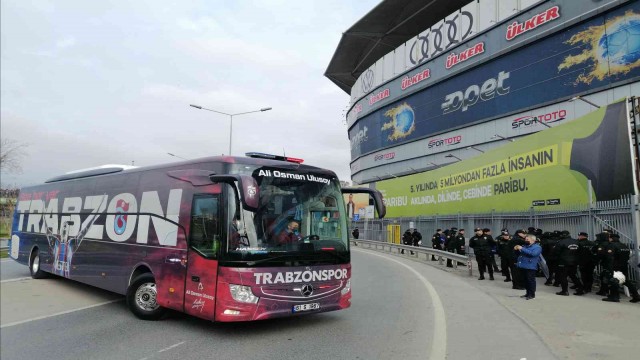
[350,126,368,149]
[428,135,462,149]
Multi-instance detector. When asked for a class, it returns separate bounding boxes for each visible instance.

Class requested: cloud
[176,37,302,69]
[56,36,76,49]
[0,0,373,187]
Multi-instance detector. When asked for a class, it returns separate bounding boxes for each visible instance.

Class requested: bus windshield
[224,165,349,265]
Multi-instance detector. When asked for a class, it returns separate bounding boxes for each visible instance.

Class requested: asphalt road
[1,250,557,360]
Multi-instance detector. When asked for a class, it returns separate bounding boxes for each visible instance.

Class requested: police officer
[483,228,500,272]
[412,228,422,248]
[469,228,496,280]
[543,231,561,286]
[401,229,412,254]
[594,229,612,295]
[601,233,640,303]
[576,232,596,294]
[352,227,359,240]
[507,229,527,289]
[497,230,512,282]
[554,230,584,296]
[445,227,458,267]
[431,229,444,261]
[455,228,466,266]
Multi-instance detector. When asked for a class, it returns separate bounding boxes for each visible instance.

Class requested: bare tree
[0,138,28,174]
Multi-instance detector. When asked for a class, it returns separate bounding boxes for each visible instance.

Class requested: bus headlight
[341,279,351,295]
[229,284,259,304]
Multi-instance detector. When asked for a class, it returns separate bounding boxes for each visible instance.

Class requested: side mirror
[210,174,260,212]
[341,188,386,218]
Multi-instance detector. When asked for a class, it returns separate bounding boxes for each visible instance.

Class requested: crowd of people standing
[424,226,640,303]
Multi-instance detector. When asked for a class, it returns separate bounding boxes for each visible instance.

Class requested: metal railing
[350,194,640,281]
[353,239,473,276]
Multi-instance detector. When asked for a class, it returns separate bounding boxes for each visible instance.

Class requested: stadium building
[326,0,640,209]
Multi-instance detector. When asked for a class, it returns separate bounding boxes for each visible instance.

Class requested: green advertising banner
[377,100,636,217]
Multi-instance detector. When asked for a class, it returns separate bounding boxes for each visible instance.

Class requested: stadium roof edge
[324,0,472,94]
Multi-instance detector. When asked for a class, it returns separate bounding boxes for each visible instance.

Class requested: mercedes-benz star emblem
[361,68,375,93]
[301,284,314,297]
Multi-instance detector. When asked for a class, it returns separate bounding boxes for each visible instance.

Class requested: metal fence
[350,194,640,280]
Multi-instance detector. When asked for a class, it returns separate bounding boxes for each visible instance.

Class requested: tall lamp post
[189,104,272,155]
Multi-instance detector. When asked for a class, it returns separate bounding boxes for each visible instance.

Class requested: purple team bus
[9,153,385,321]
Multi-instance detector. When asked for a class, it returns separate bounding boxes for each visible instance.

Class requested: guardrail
[352,239,473,276]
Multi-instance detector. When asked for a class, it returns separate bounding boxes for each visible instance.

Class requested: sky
[1,0,378,187]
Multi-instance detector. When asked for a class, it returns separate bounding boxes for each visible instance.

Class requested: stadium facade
[326,0,640,195]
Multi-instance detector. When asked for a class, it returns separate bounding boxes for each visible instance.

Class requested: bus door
[184,194,221,320]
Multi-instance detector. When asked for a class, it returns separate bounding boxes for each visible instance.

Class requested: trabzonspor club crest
[114,199,129,235]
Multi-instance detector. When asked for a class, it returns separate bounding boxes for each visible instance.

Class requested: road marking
[0,299,122,328]
[355,248,447,360]
[158,341,186,353]
[0,277,31,283]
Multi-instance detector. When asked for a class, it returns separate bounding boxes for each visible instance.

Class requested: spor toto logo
[361,69,375,93]
[374,152,396,161]
[428,135,462,148]
[511,110,567,128]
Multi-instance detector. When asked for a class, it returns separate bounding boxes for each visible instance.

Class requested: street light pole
[189,104,272,155]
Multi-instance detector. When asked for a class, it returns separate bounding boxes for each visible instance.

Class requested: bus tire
[29,249,46,279]
[127,273,165,320]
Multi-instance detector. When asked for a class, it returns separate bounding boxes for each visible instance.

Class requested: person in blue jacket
[515,233,542,300]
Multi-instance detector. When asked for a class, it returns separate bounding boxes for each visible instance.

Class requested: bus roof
[42,155,337,184]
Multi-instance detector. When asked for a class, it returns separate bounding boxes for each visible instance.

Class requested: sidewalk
[397,251,639,360]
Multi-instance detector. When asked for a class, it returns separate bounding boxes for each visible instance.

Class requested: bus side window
[190,195,221,258]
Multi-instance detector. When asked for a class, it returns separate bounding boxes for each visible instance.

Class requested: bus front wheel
[29,250,46,279]
[127,273,165,320]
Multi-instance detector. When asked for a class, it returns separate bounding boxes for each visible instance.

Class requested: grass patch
[0,250,8,258]
[1,223,10,238]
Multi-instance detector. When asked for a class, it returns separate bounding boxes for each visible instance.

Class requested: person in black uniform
[455,229,466,266]
[483,228,500,272]
[554,230,584,296]
[401,229,412,254]
[412,228,422,248]
[469,228,496,280]
[445,227,458,267]
[576,231,596,294]
[497,230,512,282]
[431,229,444,261]
[352,227,359,240]
[601,233,640,303]
[594,230,612,295]
[507,229,527,289]
[543,231,561,286]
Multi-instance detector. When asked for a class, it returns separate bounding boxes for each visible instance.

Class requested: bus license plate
[293,303,320,313]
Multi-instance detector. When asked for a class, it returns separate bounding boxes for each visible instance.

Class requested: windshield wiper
[246,254,296,267]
